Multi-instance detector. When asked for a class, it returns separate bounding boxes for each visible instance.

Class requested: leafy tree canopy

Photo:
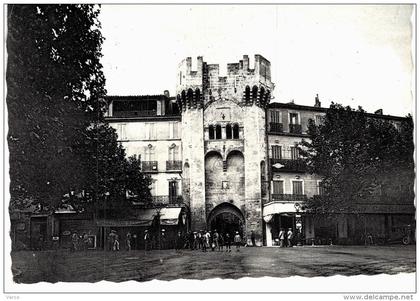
[300,103,414,214]
[7,5,151,213]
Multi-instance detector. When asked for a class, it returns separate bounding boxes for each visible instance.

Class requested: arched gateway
[207,203,245,238]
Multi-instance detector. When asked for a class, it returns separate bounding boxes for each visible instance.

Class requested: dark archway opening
[210,212,243,238]
[208,203,245,238]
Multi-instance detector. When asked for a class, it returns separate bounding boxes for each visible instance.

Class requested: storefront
[263,202,303,246]
[96,207,188,250]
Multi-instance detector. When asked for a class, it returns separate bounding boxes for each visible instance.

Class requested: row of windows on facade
[148,179,323,198]
[208,123,240,140]
[271,180,324,195]
[149,180,179,197]
[271,145,301,160]
[140,144,302,164]
[269,111,324,124]
[142,145,180,161]
[116,122,180,141]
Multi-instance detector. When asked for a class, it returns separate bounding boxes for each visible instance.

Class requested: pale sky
[99,5,414,117]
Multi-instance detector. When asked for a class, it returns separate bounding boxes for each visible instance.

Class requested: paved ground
[10,245,416,283]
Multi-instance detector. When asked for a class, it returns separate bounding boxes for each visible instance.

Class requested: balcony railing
[289,124,302,134]
[151,195,184,205]
[113,110,157,117]
[166,160,182,171]
[264,194,308,205]
[270,158,306,173]
[268,122,283,133]
[141,161,158,172]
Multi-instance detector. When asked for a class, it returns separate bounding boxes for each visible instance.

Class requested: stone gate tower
[176,55,274,245]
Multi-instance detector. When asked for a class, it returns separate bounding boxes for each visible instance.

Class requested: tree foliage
[300,103,414,214]
[7,5,151,212]
[79,124,152,210]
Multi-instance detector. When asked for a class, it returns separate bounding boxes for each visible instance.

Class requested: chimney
[374,109,383,115]
[243,55,249,71]
[314,94,321,107]
[164,90,170,98]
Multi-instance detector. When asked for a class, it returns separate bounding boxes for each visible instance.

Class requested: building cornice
[105,116,181,122]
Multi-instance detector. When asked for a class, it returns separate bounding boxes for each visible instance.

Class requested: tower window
[195,89,201,104]
[260,87,265,102]
[187,89,194,102]
[209,125,215,140]
[215,125,222,139]
[245,86,251,103]
[252,86,258,102]
[233,124,239,139]
[226,124,232,139]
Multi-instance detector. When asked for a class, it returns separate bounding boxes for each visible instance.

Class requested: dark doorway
[207,203,245,238]
[280,215,294,230]
[30,217,47,250]
[210,211,243,238]
[271,214,295,239]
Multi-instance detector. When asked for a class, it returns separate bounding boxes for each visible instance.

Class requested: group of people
[173,230,243,252]
[108,230,135,251]
[70,231,93,252]
[277,228,294,247]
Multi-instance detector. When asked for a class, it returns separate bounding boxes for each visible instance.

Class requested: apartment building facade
[105,55,415,246]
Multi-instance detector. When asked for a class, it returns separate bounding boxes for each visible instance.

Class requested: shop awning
[136,209,158,226]
[263,202,299,218]
[96,219,151,227]
[96,208,183,227]
[160,208,182,226]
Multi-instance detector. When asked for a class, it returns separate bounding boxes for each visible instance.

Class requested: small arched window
[226,124,232,139]
[181,90,186,101]
[252,86,258,102]
[209,125,215,140]
[245,86,251,103]
[216,124,222,139]
[233,124,239,139]
[266,90,271,103]
[260,87,265,102]
[195,89,200,104]
[187,89,194,102]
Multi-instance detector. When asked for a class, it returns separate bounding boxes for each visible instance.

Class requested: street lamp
[294,202,303,246]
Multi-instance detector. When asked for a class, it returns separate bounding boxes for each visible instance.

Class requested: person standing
[201,231,207,252]
[113,232,120,251]
[82,233,89,251]
[225,233,231,252]
[218,232,224,252]
[197,231,203,250]
[251,230,256,247]
[126,232,132,251]
[144,230,150,251]
[287,228,294,247]
[205,231,211,251]
[189,231,195,250]
[71,231,79,252]
[278,228,285,248]
[160,229,166,249]
[234,231,242,251]
[175,231,183,250]
[213,231,219,251]
[108,230,118,251]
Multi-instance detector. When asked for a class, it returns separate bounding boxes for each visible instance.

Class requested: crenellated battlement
[176,55,274,111]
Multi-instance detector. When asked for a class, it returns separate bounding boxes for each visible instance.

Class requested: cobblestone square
[11,245,416,283]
